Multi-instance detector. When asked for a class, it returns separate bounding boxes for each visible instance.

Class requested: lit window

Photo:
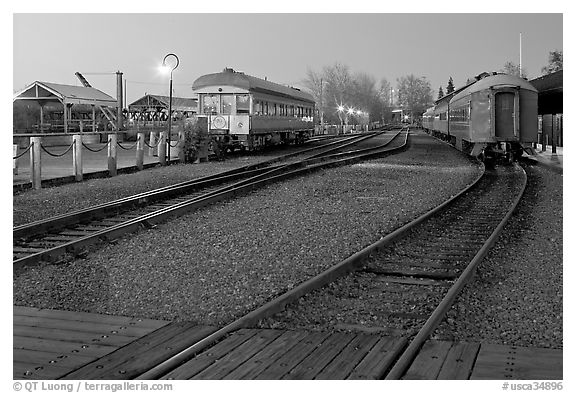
[236,94,250,114]
[202,94,219,115]
[221,95,233,115]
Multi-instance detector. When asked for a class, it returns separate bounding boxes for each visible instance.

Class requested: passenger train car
[422,72,538,162]
[192,68,316,151]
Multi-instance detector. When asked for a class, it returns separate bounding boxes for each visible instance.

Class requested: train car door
[494,92,515,138]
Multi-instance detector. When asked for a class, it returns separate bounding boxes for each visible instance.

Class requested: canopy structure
[530,70,563,115]
[128,94,197,124]
[13,81,118,132]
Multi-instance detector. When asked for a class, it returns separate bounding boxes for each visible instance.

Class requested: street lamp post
[162,53,179,164]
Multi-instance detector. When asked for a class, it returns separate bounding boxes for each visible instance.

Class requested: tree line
[303,49,562,125]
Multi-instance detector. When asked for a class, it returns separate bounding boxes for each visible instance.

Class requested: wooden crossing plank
[13,336,113,358]
[192,329,284,380]
[14,348,97,371]
[14,361,74,380]
[437,342,481,380]
[470,344,563,380]
[403,340,453,379]
[161,329,259,380]
[223,330,309,380]
[348,336,408,380]
[314,333,381,379]
[14,315,157,338]
[281,333,355,380]
[62,323,217,380]
[14,306,169,330]
[254,331,331,380]
[13,307,172,380]
[14,325,134,347]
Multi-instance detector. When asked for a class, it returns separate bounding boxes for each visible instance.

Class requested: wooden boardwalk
[403,340,563,380]
[13,306,216,380]
[13,307,563,380]
[159,329,562,380]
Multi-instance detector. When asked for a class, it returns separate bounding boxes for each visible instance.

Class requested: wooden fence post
[136,132,145,170]
[108,133,117,176]
[178,128,186,163]
[30,137,41,190]
[149,131,157,157]
[73,134,83,182]
[158,131,167,166]
[13,144,18,175]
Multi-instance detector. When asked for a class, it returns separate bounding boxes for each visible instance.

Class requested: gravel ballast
[13,130,482,328]
[432,163,563,348]
[13,150,299,227]
[258,159,563,349]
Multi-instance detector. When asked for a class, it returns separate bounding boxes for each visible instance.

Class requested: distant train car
[422,72,538,162]
[192,68,316,151]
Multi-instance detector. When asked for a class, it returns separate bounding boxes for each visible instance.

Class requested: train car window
[203,94,219,115]
[254,100,262,115]
[221,95,233,115]
[264,102,269,116]
[273,103,277,116]
[236,94,250,114]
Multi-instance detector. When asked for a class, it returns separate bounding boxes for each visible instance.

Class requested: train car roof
[192,68,315,104]
[451,73,537,102]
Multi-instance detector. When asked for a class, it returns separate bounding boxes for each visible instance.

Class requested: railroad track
[133,160,526,380]
[13,128,408,269]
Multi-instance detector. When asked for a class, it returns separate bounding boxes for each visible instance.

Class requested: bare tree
[396,75,434,117]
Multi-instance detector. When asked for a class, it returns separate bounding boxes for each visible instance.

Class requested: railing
[13,129,187,190]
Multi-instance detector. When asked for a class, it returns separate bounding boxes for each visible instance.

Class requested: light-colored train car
[422,72,538,161]
[192,68,316,151]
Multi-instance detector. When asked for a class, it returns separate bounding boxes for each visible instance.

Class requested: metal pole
[162,53,179,164]
[167,76,173,164]
[116,71,123,131]
[320,78,324,134]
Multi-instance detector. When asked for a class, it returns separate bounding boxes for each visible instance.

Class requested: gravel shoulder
[13,130,481,328]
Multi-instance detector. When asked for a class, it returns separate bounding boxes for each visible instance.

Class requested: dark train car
[192,68,316,151]
[423,72,538,161]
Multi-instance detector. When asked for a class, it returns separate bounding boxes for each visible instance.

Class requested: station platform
[12,142,177,189]
[528,144,563,173]
[13,306,562,380]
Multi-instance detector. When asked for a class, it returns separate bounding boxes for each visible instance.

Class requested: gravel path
[13,130,481,328]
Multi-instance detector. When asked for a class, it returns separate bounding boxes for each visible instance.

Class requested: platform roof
[128,94,197,112]
[530,70,563,115]
[13,81,118,107]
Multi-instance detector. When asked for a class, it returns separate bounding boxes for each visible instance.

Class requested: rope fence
[13,143,33,159]
[14,131,191,190]
[40,142,74,157]
[116,140,138,150]
[82,140,111,153]
[144,139,161,149]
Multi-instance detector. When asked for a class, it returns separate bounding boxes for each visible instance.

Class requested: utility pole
[320,78,324,134]
[519,32,523,77]
[116,71,123,131]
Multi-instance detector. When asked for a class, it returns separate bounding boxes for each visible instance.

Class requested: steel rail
[13,133,372,240]
[136,131,427,380]
[384,163,527,380]
[13,131,401,268]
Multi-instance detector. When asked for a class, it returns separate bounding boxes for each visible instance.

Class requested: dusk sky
[12,10,563,107]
